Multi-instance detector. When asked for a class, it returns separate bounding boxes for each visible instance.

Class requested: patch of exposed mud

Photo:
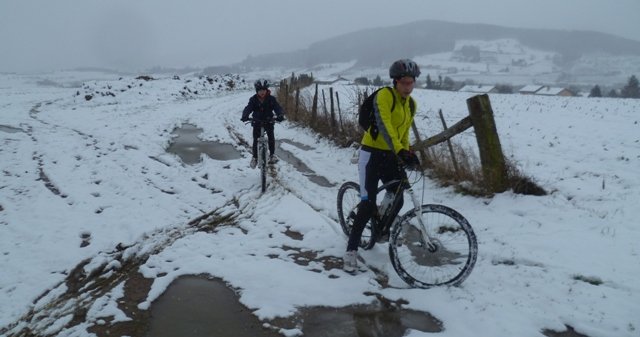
[543,325,592,337]
[275,140,335,188]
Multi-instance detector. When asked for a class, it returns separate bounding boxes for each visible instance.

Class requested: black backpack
[358,87,415,140]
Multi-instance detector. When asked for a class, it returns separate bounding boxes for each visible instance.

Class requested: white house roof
[535,86,569,96]
[458,84,496,93]
[519,85,544,93]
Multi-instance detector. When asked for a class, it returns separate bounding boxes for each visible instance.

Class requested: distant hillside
[237,20,640,69]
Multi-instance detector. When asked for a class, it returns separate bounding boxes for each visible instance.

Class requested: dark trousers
[252,123,275,158]
[347,148,404,251]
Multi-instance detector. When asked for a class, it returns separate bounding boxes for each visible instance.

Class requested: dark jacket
[242,91,284,121]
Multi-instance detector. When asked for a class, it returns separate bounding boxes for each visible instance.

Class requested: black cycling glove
[398,149,420,169]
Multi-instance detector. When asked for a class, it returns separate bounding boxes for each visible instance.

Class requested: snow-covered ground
[1,71,639,337]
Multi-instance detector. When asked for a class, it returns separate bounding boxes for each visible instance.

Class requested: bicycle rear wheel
[389,204,477,288]
[336,182,375,250]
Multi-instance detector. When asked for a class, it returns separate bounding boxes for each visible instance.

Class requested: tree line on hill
[351,73,639,98]
[589,75,639,98]
[352,74,516,94]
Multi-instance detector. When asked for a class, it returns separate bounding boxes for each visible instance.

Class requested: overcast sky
[1,0,639,72]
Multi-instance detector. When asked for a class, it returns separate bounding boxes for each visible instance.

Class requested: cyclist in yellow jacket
[344,59,421,273]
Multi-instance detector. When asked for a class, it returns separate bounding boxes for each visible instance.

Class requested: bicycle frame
[246,118,275,193]
[245,119,275,156]
[376,169,438,252]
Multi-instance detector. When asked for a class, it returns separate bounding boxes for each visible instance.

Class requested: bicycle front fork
[258,138,267,166]
[407,187,438,252]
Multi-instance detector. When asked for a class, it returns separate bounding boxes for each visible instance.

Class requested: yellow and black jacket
[361,87,415,154]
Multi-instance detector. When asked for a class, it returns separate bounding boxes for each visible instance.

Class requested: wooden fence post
[336,91,343,130]
[329,87,336,130]
[321,89,328,120]
[410,122,431,168]
[284,83,289,113]
[311,84,318,126]
[466,94,508,193]
[295,87,300,121]
[439,109,460,176]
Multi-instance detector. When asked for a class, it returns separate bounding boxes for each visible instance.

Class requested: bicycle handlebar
[243,118,279,125]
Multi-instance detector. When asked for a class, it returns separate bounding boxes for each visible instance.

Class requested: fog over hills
[209,20,639,88]
[239,20,640,68]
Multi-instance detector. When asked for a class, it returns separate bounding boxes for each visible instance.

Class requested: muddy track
[1,203,239,337]
[26,102,102,199]
[2,119,387,337]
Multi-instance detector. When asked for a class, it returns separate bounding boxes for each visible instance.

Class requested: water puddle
[147,276,282,337]
[165,124,335,187]
[276,140,335,188]
[285,305,443,337]
[0,125,24,133]
[166,123,241,164]
[148,276,442,337]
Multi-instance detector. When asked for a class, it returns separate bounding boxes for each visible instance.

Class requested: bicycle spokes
[389,204,477,288]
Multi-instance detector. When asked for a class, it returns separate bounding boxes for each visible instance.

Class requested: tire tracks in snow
[224,120,342,234]
[1,201,241,337]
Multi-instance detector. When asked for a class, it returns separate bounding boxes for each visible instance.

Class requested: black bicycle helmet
[389,59,421,79]
[254,79,269,91]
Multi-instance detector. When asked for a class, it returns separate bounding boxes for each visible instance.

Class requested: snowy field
[1,71,639,336]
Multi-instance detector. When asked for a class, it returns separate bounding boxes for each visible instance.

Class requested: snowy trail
[1,81,362,335]
[1,73,639,337]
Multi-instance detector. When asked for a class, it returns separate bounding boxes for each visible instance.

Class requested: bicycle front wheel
[389,204,477,288]
[260,145,267,193]
[336,182,375,250]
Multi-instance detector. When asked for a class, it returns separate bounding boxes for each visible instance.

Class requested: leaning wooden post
[466,94,509,193]
[439,109,460,176]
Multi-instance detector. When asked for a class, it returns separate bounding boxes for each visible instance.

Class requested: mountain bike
[245,118,276,193]
[336,165,478,288]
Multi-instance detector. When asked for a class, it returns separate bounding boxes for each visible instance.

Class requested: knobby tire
[336,181,376,250]
[260,144,267,193]
[389,204,478,288]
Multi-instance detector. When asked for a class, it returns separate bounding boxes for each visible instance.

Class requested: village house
[518,85,544,95]
[458,84,499,94]
[535,86,575,97]
[518,85,574,96]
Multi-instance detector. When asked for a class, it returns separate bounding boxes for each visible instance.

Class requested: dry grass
[277,83,546,197]
[275,81,363,147]
[419,142,547,196]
